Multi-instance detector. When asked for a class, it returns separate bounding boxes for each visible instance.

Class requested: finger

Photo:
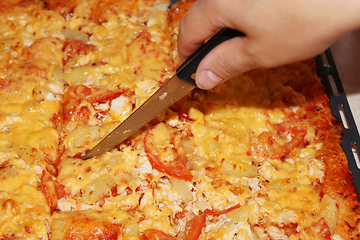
[195,37,256,89]
[177,0,221,61]
[177,0,242,62]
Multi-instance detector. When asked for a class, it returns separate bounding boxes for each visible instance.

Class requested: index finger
[177,0,237,62]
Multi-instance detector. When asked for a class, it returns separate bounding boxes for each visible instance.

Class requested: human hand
[177,0,360,89]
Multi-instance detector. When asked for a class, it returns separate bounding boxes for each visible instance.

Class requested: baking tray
[317,50,360,198]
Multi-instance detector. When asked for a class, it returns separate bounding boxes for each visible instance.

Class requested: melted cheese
[0,3,65,238]
[0,186,51,239]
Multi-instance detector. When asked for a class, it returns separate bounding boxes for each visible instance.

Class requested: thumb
[195,37,255,89]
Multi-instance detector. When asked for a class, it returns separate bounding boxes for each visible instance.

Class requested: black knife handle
[176,28,245,85]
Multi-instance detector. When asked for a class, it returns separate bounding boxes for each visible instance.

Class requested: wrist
[327,0,360,35]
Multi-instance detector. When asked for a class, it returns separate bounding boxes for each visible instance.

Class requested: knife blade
[82,28,244,160]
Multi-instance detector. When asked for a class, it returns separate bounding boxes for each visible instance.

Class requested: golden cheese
[0,185,51,239]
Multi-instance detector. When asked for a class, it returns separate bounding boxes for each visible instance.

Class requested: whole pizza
[0,0,359,239]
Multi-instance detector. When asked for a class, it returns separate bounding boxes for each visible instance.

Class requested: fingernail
[196,70,223,89]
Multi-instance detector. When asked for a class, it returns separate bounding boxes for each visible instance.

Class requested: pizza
[0,0,359,239]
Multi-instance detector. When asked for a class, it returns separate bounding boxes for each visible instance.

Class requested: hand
[177,0,360,89]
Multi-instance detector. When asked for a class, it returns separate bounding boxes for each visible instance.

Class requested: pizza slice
[0,2,67,238]
[55,0,179,213]
[55,0,360,238]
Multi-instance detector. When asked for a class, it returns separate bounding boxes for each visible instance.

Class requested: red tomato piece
[62,85,127,123]
[249,122,306,159]
[87,89,124,103]
[50,112,61,128]
[41,170,58,212]
[204,203,241,216]
[142,229,177,240]
[63,39,97,64]
[185,204,241,240]
[55,183,67,200]
[278,223,299,237]
[0,161,8,171]
[79,84,94,96]
[184,213,206,240]
[145,123,193,181]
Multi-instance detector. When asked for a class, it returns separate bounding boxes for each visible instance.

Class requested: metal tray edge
[317,49,360,198]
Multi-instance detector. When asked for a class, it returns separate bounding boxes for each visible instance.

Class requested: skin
[177,0,360,89]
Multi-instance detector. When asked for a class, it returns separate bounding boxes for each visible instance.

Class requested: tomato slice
[62,85,127,123]
[204,203,241,216]
[87,89,124,103]
[145,123,193,181]
[249,122,306,159]
[56,183,67,200]
[143,204,241,240]
[142,229,177,240]
[41,170,58,212]
[0,161,8,171]
[184,213,206,240]
[63,39,97,64]
[185,204,241,240]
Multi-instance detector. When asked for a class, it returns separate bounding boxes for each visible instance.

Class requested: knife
[82,28,244,160]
